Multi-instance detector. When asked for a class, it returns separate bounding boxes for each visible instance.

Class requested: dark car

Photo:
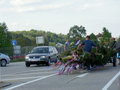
[25,46,59,67]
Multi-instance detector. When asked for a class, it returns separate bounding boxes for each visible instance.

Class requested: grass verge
[11,58,25,63]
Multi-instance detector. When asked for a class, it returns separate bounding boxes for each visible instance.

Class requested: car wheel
[25,62,30,67]
[1,59,7,67]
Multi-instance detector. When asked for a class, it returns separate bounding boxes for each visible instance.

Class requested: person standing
[109,38,117,49]
[109,38,117,67]
[78,35,96,70]
[78,36,96,53]
[64,40,70,51]
[75,37,81,47]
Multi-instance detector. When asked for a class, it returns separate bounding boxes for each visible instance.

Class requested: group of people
[64,36,96,53]
[64,36,96,70]
[63,35,120,70]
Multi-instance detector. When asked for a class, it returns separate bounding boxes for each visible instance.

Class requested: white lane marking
[2,76,44,81]
[2,67,54,76]
[66,73,88,84]
[2,71,55,77]
[102,71,120,90]
[4,74,57,90]
[76,73,89,78]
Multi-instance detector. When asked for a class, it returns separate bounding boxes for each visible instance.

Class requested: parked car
[25,46,59,67]
[0,53,11,67]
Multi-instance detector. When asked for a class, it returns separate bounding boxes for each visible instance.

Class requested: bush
[11,58,25,63]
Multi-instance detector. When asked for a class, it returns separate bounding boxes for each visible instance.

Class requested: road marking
[2,67,54,76]
[76,73,88,78]
[2,76,44,81]
[4,73,57,90]
[2,71,55,77]
[102,71,120,90]
[67,73,88,84]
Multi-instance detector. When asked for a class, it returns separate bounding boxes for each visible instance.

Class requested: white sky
[0,0,120,37]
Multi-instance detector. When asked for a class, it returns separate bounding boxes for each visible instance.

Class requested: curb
[0,82,12,89]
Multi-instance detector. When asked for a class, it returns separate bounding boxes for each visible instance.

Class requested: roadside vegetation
[0,22,120,64]
[10,58,25,63]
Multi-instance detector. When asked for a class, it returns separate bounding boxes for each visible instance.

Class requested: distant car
[0,53,11,67]
[25,46,59,67]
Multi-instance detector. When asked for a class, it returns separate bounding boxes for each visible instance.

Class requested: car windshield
[31,47,49,54]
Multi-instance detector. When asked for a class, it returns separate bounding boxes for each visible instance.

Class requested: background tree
[99,27,112,45]
[0,22,11,47]
[0,22,12,55]
[67,25,86,41]
[10,30,67,47]
[90,33,99,45]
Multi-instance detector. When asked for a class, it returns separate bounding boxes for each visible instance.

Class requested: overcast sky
[0,0,120,37]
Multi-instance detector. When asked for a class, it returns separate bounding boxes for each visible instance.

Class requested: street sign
[11,40,17,46]
[13,45,21,55]
[36,36,44,44]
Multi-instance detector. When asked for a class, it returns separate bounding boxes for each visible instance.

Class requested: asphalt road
[0,62,120,90]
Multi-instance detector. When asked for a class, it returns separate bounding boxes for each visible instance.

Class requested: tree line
[0,22,120,49]
[0,22,67,47]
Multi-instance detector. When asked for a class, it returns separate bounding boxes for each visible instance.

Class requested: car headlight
[41,56,46,58]
[25,56,29,59]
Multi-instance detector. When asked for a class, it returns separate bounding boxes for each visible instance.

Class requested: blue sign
[11,40,17,46]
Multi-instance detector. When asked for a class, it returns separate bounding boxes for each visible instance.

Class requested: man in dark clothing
[78,36,96,70]
[109,38,117,67]
[115,41,120,52]
[109,38,117,49]
[78,36,96,53]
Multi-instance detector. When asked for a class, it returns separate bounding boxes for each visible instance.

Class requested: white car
[0,53,11,67]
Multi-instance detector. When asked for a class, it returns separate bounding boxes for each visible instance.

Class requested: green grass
[11,58,25,63]
[0,81,4,84]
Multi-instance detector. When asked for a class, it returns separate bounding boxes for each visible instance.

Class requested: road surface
[0,62,120,90]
